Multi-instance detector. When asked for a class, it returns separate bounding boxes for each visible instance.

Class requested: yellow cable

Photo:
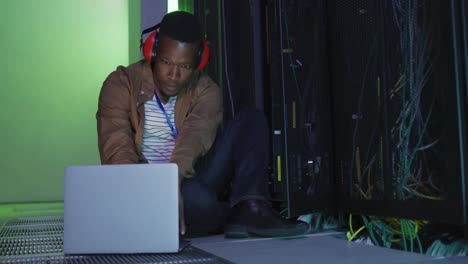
[356,146,362,184]
[348,225,367,241]
[355,184,369,199]
[349,214,355,234]
[406,187,443,200]
[366,156,375,199]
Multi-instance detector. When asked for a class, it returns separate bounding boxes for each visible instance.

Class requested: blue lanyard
[154,90,178,139]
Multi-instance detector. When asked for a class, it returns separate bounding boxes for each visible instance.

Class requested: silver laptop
[64,163,183,254]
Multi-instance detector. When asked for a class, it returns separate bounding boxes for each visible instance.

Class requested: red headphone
[140,24,210,71]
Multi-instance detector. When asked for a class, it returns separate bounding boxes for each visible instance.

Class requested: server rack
[329,0,468,231]
[198,1,467,234]
[266,0,335,217]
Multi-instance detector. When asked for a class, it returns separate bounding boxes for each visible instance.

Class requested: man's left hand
[179,187,186,235]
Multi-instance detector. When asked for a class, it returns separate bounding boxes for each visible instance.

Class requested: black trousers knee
[181,109,270,234]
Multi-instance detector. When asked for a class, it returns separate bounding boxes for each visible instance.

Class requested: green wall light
[167,0,178,13]
[0,0,139,203]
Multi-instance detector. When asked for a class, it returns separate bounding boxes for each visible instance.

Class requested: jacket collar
[140,61,156,102]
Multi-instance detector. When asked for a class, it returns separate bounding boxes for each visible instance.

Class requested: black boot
[224,200,310,238]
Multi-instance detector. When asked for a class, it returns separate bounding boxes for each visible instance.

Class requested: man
[97,11,308,238]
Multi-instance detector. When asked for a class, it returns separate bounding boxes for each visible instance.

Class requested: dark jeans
[181,109,270,235]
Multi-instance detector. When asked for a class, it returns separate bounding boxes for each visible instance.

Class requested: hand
[179,187,186,235]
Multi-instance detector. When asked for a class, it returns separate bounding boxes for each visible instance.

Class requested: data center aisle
[191,231,468,264]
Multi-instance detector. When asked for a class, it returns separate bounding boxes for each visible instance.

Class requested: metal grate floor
[0,216,232,264]
[0,216,63,238]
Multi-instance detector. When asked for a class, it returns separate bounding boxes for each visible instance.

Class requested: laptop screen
[63,163,179,254]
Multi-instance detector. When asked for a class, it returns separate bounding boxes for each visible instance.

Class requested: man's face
[153,35,199,99]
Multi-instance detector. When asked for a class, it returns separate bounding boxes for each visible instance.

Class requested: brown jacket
[96,60,223,178]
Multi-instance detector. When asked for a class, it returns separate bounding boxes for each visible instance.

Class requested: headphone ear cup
[196,39,210,71]
[142,31,157,62]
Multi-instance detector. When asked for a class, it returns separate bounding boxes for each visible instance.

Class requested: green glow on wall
[167,0,179,13]
[0,0,139,203]
[167,0,193,13]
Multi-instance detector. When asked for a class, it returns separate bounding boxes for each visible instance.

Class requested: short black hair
[159,11,202,43]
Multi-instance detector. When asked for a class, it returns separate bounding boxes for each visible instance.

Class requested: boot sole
[224,224,310,238]
[224,225,250,238]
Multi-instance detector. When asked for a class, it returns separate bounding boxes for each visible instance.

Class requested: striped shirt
[141,95,177,163]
